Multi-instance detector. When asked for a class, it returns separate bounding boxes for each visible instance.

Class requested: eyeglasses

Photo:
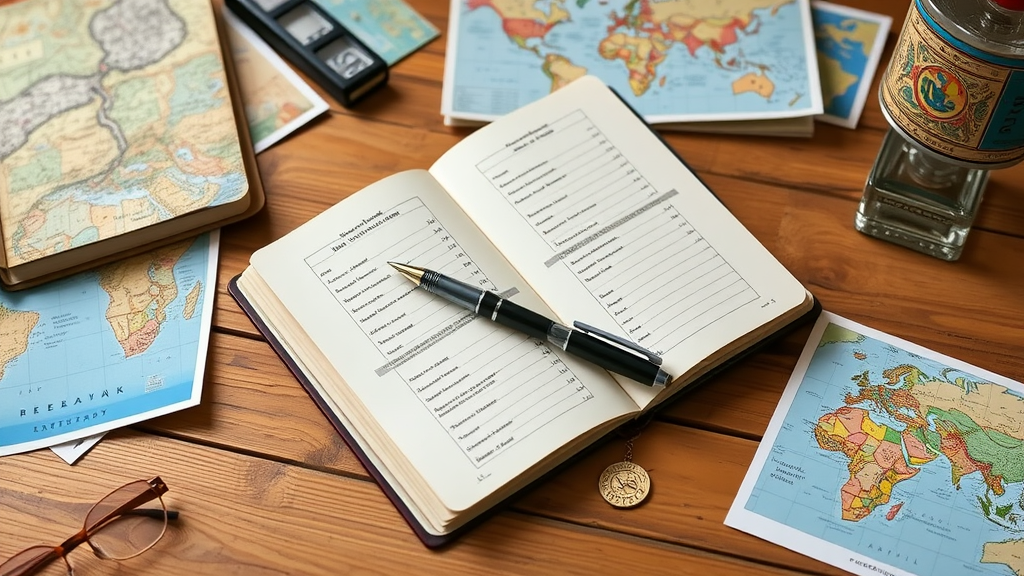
[1,477,177,576]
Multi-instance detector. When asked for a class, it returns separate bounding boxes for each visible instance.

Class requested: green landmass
[820,323,864,347]
[996,503,1014,519]
[980,494,992,517]
[928,407,1024,485]
[250,115,279,143]
[9,148,61,193]
[109,77,162,136]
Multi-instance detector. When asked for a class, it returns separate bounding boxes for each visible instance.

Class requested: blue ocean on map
[812,6,871,120]
[744,330,1024,576]
[0,234,211,447]
[450,1,816,121]
[315,0,439,65]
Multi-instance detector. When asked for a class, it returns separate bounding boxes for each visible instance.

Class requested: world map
[0,0,247,269]
[0,233,215,455]
[738,319,1024,576]
[443,0,821,123]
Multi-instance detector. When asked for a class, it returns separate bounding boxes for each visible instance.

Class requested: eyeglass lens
[86,480,168,560]
[0,547,65,576]
[0,479,168,576]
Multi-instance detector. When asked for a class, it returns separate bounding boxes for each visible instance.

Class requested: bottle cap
[992,0,1024,10]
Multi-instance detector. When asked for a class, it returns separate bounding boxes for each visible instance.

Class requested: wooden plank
[0,432,814,576]
[138,333,358,473]
[515,422,852,576]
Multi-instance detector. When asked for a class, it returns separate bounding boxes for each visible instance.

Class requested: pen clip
[572,321,662,365]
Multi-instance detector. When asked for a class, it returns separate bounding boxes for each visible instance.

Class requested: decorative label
[880,0,1024,166]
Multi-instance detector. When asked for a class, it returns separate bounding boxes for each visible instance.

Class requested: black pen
[388,262,672,388]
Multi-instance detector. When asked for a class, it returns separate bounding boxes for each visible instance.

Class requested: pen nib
[388,261,425,285]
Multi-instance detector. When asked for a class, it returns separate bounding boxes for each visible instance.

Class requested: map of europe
[0,233,214,454]
[443,0,821,123]
[743,321,1024,576]
[0,0,247,269]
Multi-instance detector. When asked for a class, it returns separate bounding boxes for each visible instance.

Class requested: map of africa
[731,315,1024,576]
[0,232,216,456]
[0,0,247,269]
[443,0,822,123]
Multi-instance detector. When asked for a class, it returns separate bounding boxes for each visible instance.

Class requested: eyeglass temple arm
[122,509,180,520]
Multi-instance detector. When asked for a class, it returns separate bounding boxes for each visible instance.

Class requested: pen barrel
[420,271,486,312]
[564,331,661,386]
[487,296,554,341]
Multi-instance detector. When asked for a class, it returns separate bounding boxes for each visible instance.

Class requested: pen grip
[485,295,553,341]
[565,331,660,386]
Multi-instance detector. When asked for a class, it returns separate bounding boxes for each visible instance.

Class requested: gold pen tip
[388,262,425,285]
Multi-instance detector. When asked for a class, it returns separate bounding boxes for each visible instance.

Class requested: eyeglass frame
[0,476,177,576]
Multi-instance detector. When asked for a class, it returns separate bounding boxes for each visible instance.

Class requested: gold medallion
[598,461,650,508]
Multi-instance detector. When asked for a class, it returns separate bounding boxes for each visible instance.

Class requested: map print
[0,0,247,269]
[317,0,439,65]
[0,232,218,456]
[728,313,1024,576]
[811,1,891,128]
[442,0,822,124]
[223,8,328,153]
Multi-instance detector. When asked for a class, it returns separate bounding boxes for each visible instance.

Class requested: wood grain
[0,433,816,576]
[3,1,1023,575]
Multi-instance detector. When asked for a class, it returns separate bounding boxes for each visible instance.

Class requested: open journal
[229,76,816,546]
[0,0,263,289]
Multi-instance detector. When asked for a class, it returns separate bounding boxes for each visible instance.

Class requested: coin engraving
[598,461,650,508]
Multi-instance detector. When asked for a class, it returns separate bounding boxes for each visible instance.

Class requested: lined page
[472,109,759,356]
[249,170,635,514]
[303,195,604,467]
[431,76,809,408]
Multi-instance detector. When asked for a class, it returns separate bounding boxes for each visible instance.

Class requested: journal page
[431,76,811,408]
[247,169,636,520]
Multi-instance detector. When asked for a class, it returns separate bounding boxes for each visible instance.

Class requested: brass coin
[598,461,650,508]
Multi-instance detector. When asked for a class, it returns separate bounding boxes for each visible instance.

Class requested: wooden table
[3,2,1022,574]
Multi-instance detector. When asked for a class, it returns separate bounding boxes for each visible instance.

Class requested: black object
[226,0,388,107]
[399,264,673,388]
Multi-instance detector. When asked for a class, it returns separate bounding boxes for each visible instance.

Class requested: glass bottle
[856,0,1024,260]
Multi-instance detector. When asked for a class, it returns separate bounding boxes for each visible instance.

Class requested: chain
[623,430,641,463]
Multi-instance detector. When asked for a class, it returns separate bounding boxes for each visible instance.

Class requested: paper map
[224,8,329,153]
[728,312,1024,576]
[0,232,218,457]
[442,0,823,124]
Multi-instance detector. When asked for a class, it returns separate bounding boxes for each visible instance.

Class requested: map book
[726,312,1024,576]
[0,231,219,457]
[0,0,264,289]
[440,0,823,135]
[228,76,817,545]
